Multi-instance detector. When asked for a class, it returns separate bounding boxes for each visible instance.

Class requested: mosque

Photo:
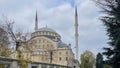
[11,8,79,68]
[26,11,75,66]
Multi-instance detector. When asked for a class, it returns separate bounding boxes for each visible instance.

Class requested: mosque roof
[37,27,56,33]
[58,42,69,48]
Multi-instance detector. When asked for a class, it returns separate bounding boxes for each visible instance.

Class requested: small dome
[37,27,56,33]
[58,42,69,48]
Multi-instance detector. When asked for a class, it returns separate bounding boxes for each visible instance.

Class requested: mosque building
[10,7,79,68]
[26,12,76,67]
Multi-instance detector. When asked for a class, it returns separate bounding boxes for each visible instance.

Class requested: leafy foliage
[0,17,32,68]
[80,50,95,68]
[17,50,28,68]
[0,27,10,57]
[0,27,9,47]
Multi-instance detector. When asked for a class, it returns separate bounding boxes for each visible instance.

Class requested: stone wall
[0,56,73,68]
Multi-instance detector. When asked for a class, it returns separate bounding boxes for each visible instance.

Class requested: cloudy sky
[0,0,109,57]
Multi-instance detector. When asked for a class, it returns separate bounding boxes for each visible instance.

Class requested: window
[43,40,44,43]
[56,66,60,68]
[43,45,44,48]
[39,45,41,48]
[66,51,68,55]
[41,32,43,35]
[37,32,39,35]
[39,51,43,54]
[32,66,38,68]
[46,32,48,35]
[66,57,68,61]
[43,32,45,35]
[39,39,41,42]
[35,40,37,43]
[47,41,49,43]
[47,44,49,47]
[49,65,54,68]
[59,52,61,55]
[59,57,61,61]
[41,64,47,68]
[51,45,53,48]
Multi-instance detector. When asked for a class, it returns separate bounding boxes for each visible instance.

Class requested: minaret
[75,7,79,60]
[35,11,38,31]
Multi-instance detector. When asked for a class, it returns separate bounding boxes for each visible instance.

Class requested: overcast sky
[0,0,109,57]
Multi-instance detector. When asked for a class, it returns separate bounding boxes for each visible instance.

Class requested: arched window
[39,39,41,42]
[47,44,49,47]
[66,57,68,61]
[59,52,61,55]
[59,57,62,61]
[66,51,68,55]
[43,40,44,43]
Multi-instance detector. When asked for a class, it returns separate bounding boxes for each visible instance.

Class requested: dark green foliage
[103,64,112,68]
[95,0,120,68]
[96,53,103,68]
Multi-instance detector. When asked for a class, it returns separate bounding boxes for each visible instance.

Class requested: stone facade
[0,56,72,68]
[26,27,75,67]
[9,12,79,68]
[10,27,77,67]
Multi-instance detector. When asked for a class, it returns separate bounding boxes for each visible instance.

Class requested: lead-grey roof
[58,42,69,48]
[37,27,56,33]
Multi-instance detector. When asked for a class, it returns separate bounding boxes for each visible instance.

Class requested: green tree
[80,50,95,68]
[94,0,120,68]
[96,53,103,68]
[103,64,112,68]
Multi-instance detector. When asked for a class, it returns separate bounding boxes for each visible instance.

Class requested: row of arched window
[31,31,61,39]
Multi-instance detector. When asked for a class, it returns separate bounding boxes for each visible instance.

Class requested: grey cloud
[0,0,108,57]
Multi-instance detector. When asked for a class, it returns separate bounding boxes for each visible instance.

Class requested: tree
[94,0,120,68]
[0,17,32,68]
[96,53,103,68]
[80,50,95,68]
[103,64,112,68]
[0,24,10,68]
[0,27,10,57]
[0,27,9,47]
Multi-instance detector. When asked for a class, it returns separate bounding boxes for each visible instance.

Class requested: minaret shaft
[75,7,79,60]
[35,11,38,31]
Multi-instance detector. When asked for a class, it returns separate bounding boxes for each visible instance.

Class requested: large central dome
[37,27,56,33]
[31,27,61,42]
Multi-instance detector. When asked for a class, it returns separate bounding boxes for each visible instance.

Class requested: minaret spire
[75,6,79,60]
[35,11,38,31]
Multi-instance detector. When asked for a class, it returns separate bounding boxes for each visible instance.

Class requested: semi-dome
[37,27,56,33]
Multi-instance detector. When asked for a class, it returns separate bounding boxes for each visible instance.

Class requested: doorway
[31,66,38,68]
